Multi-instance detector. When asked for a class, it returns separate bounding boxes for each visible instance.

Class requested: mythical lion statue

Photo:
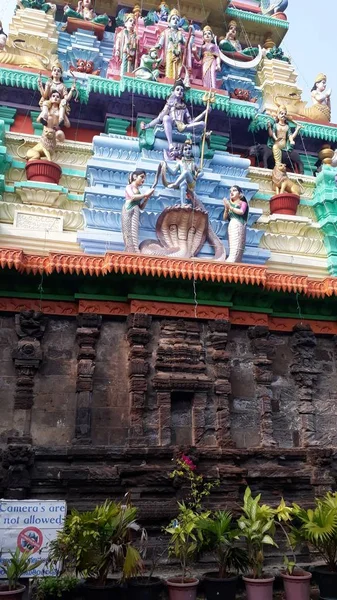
[18,127,64,162]
[272,163,302,196]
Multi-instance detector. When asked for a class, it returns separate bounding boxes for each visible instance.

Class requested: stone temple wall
[0,311,336,535]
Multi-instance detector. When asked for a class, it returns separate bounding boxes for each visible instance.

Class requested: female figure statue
[307,74,331,122]
[140,80,211,153]
[133,48,161,81]
[193,26,220,89]
[64,0,110,25]
[37,61,76,128]
[122,170,156,253]
[267,105,302,165]
[223,185,249,263]
[155,8,191,80]
[219,20,259,57]
[114,13,138,76]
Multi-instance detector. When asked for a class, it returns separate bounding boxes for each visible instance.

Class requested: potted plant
[198,510,248,600]
[126,542,165,600]
[274,499,312,600]
[49,500,144,600]
[292,491,337,600]
[238,487,277,600]
[164,502,207,600]
[33,576,79,600]
[0,548,43,600]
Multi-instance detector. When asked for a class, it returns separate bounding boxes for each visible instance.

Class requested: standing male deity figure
[114,13,138,76]
[154,8,192,80]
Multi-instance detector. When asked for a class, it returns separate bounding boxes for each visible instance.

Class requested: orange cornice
[1,247,337,298]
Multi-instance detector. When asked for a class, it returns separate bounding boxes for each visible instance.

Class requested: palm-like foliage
[48,500,144,585]
[2,549,44,590]
[198,510,248,578]
[292,492,337,572]
[165,502,208,582]
[237,487,277,579]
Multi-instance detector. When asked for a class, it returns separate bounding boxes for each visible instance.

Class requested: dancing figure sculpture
[267,105,302,166]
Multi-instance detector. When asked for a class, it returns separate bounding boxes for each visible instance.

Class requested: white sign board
[0,500,67,577]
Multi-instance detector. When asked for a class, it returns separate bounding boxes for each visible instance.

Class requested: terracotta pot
[203,572,238,600]
[281,571,312,600]
[243,575,274,600]
[273,12,287,20]
[270,192,299,215]
[0,584,25,600]
[166,577,199,600]
[25,160,62,184]
[313,566,337,600]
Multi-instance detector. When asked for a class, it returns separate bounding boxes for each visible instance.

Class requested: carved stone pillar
[248,325,277,447]
[126,313,151,444]
[153,319,213,447]
[74,314,102,443]
[12,310,46,441]
[290,324,321,447]
[205,320,233,447]
[2,443,34,499]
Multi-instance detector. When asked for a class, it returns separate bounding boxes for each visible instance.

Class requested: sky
[283,0,337,123]
[1,0,337,122]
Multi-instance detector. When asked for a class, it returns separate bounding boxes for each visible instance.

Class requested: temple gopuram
[0,0,337,540]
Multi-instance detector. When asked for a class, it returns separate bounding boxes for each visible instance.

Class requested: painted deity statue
[37,61,76,129]
[154,8,192,80]
[260,0,288,15]
[223,185,249,263]
[307,73,331,122]
[193,25,220,89]
[219,20,259,57]
[114,13,138,76]
[157,140,226,259]
[267,105,302,166]
[0,22,7,51]
[64,0,110,26]
[122,169,156,253]
[140,80,211,153]
[164,139,202,206]
[133,48,161,81]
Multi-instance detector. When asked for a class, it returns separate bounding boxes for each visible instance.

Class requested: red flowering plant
[170,451,219,512]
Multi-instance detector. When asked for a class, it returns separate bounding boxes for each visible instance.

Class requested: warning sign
[0,500,66,577]
[17,527,43,554]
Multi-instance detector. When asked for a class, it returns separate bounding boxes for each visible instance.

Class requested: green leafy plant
[165,502,208,582]
[170,453,219,512]
[198,510,249,578]
[292,491,337,572]
[33,576,78,600]
[274,498,300,575]
[2,548,44,590]
[237,487,277,579]
[48,500,145,585]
